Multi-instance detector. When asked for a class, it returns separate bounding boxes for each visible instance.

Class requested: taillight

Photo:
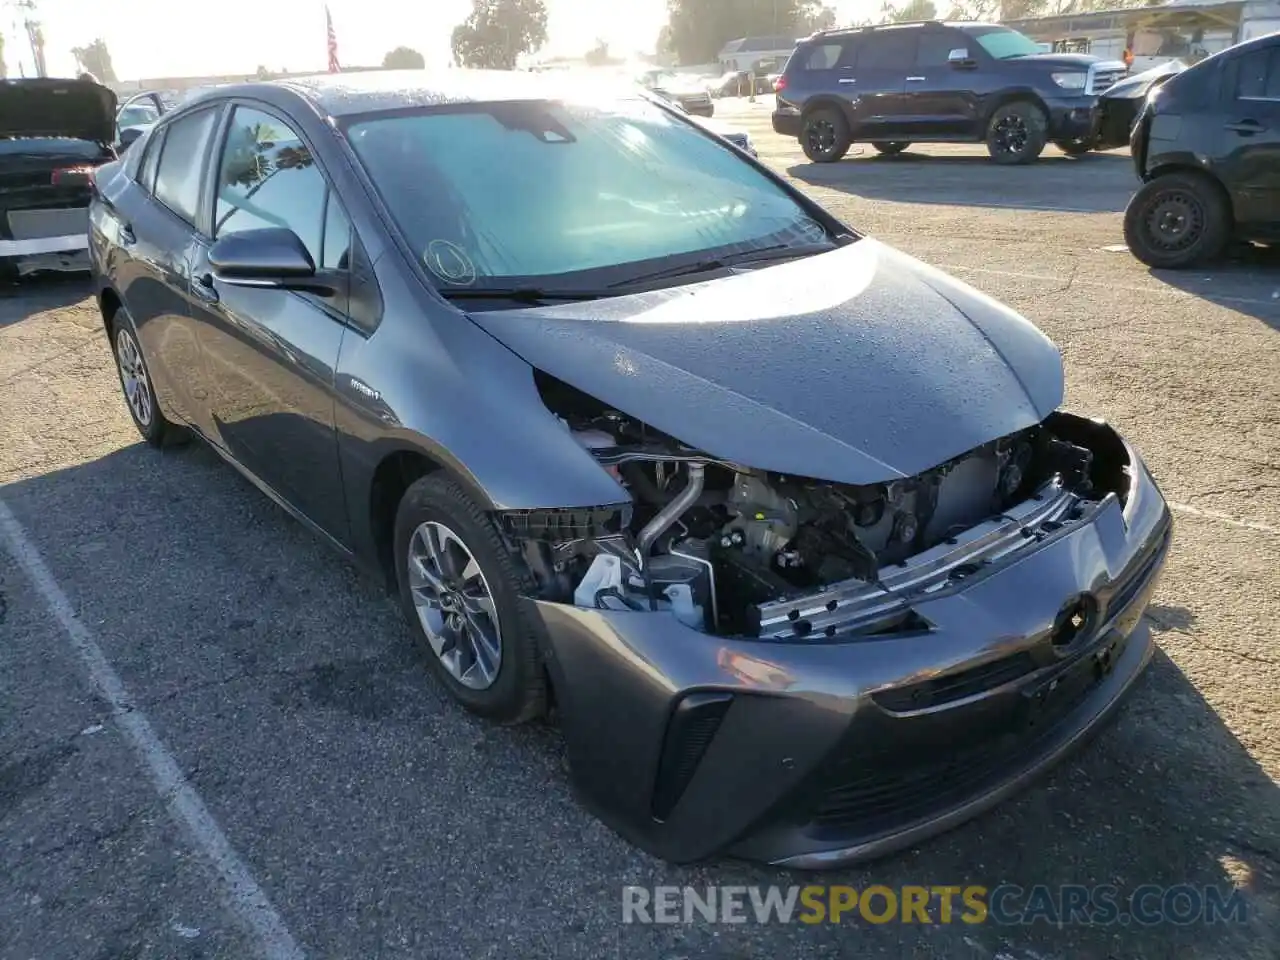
[51,165,96,187]
[773,75,787,93]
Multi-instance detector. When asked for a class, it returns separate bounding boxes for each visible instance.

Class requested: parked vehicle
[89,71,1171,868]
[115,91,169,152]
[773,20,1128,164]
[0,77,118,278]
[1125,32,1280,268]
[661,94,758,155]
[639,70,715,116]
[1094,59,1186,150]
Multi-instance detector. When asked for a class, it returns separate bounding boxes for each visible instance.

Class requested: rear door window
[860,29,919,70]
[154,107,220,225]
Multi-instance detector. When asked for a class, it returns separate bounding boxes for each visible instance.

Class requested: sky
[5,0,875,80]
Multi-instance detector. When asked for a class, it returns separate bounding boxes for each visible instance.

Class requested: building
[1004,0,1280,70]
[716,36,797,73]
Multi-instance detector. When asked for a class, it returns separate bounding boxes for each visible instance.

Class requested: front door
[899,28,980,138]
[1220,41,1280,237]
[187,103,354,543]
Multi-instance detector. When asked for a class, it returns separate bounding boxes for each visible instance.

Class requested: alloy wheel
[407,521,503,690]
[806,118,836,156]
[993,115,1029,157]
[1144,190,1203,253]
[115,327,153,428]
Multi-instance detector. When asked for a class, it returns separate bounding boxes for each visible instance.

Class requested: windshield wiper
[610,242,838,289]
[435,287,611,304]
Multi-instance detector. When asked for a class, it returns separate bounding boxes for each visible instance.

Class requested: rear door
[1219,40,1280,236]
[186,102,352,542]
[112,106,223,428]
[850,28,916,140]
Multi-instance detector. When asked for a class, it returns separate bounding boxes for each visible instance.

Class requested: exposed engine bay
[508,373,1113,640]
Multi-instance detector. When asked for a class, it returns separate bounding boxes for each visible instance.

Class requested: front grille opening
[872,652,1038,713]
[650,692,733,821]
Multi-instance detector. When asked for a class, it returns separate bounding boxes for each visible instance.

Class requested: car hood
[1101,59,1185,98]
[1003,53,1104,70]
[0,78,117,143]
[467,240,1064,485]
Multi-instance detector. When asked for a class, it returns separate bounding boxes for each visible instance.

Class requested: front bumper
[1095,96,1143,150]
[533,417,1172,867]
[1044,96,1103,142]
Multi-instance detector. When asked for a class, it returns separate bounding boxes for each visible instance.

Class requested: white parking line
[1168,501,1279,535]
[0,499,305,960]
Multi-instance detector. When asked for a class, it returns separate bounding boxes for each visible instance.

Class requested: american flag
[326,5,341,73]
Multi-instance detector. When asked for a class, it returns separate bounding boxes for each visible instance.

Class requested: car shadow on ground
[2,442,1276,957]
[1145,245,1280,333]
[0,273,93,329]
[788,151,1135,214]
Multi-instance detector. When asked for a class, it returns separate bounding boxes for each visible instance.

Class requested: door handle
[120,223,136,245]
[1224,119,1264,133]
[837,78,857,84]
[192,272,219,303]
[906,76,925,81]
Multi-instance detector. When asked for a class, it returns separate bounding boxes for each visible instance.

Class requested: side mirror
[208,227,332,293]
[948,48,975,67]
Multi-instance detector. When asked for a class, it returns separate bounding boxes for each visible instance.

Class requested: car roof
[210,69,637,119]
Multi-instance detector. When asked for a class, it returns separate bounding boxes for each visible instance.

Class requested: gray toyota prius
[88,70,1172,869]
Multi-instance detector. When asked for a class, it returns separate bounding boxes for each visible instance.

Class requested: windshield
[345,98,832,290]
[961,25,1044,60]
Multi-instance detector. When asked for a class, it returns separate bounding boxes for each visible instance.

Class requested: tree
[255,65,275,79]
[945,0,1002,19]
[451,0,548,70]
[71,38,117,83]
[383,46,426,69]
[660,0,838,67]
[881,0,938,22]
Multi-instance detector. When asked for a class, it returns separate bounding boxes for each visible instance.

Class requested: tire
[110,307,189,447]
[986,102,1048,165]
[1054,137,1095,156]
[1122,172,1232,270]
[801,107,852,163]
[393,473,547,725]
[871,141,911,156]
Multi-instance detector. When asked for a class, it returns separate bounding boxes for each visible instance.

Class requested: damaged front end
[493,370,1171,869]
[502,371,1119,644]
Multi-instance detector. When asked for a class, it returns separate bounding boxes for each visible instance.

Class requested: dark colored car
[89,70,1171,868]
[1124,33,1280,268]
[115,90,171,152]
[0,77,118,278]
[773,21,1128,164]
[640,71,715,116]
[1094,59,1186,150]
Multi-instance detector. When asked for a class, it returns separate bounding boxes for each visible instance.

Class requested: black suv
[773,21,1128,164]
[1124,32,1280,268]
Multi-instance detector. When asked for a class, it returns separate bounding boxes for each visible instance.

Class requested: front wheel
[1122,173,1232,269]
[1054,137,1095,156]
[986,102,1048,165]
[393,473,548,724]
[801,107,851,163]
[111,308,189,447]
[871,141,911,156]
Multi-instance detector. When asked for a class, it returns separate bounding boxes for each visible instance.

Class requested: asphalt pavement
[1,97,1277,960]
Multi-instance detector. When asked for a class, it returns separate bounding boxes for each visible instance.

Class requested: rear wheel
[986,102,1048,165]
[1054,137,1095,156]
[110,307,189,447]
[1123,172,1232,269]
[801,107,851,163]
[871,141,911,156]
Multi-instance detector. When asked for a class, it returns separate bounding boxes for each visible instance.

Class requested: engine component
[637,461,706,558]
[725,473,798,558]
[1043,437,1094,493]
